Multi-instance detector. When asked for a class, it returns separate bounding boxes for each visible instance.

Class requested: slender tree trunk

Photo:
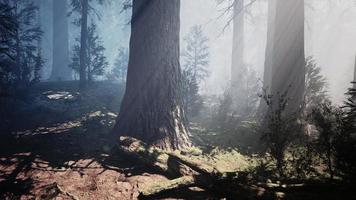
[113,0,191,150]
[50,0,71,81]
[79,0,88,90]
[231,0,245,112]
[260,0,305,114]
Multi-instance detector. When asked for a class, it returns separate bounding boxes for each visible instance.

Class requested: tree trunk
[79,0,88,90]
[113,0,190,150]
[231,0,246,113]
[260,0,305,114]
[50,0,71,81]
[261,0,276,96]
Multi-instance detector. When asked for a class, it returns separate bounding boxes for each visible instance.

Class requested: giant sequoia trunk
[50,0,71,81]
[79,0,88,90]
[113,0,191,150]
[231,0,246,112]
[261,0,305,114]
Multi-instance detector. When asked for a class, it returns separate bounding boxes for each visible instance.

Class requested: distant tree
[0,0,42,95]
[233,66,260,118]
[50,0,71,81]
[260,0,305,116]
[70,0,105,90]
[70,22,108,83]
[181,25,210,84]
[107,47,128,83]
[181,25,210,121]
[230,0,246,110]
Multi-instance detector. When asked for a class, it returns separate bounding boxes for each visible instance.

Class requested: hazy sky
[180,0,356,103]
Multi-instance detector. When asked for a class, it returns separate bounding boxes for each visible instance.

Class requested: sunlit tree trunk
[260,0,305,114]
[113,0,190,150]
[258,0,276,115]
[79,0,88,90]
[50,0,71,81]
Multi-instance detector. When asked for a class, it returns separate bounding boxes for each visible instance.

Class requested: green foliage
[303,57,329,115]
[0,0,43,96]
[311,102,342,180]
[260,90,300,177]
[182,70,203,120]
[106,47,128,83]
[70,22,108,82]
[310,83,356,182]
[333,83,356,182]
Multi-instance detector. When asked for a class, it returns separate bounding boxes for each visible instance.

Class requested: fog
[180,0,356,103]
[33,0,356,103]
[82,0,356,103]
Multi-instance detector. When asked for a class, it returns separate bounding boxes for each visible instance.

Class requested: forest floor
[0,82,215,200]
[0,82,355,200]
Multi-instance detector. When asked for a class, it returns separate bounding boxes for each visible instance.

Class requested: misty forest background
[1,0,356,199]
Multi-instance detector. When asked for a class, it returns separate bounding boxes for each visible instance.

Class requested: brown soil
[0,110,213,200]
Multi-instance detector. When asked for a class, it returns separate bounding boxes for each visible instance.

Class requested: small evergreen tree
[70,0,105,89]
[70,22,108,83]
[181,25,210,120]
[181,25,210,84]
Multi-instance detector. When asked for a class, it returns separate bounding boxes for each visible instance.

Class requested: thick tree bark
[79,0,88,90]
[113,0,191,150]
[231,0,246,112]
[260,0,305,114]
[50,0,71,81]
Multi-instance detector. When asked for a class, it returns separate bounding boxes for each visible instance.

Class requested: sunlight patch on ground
[43,91,78,100]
